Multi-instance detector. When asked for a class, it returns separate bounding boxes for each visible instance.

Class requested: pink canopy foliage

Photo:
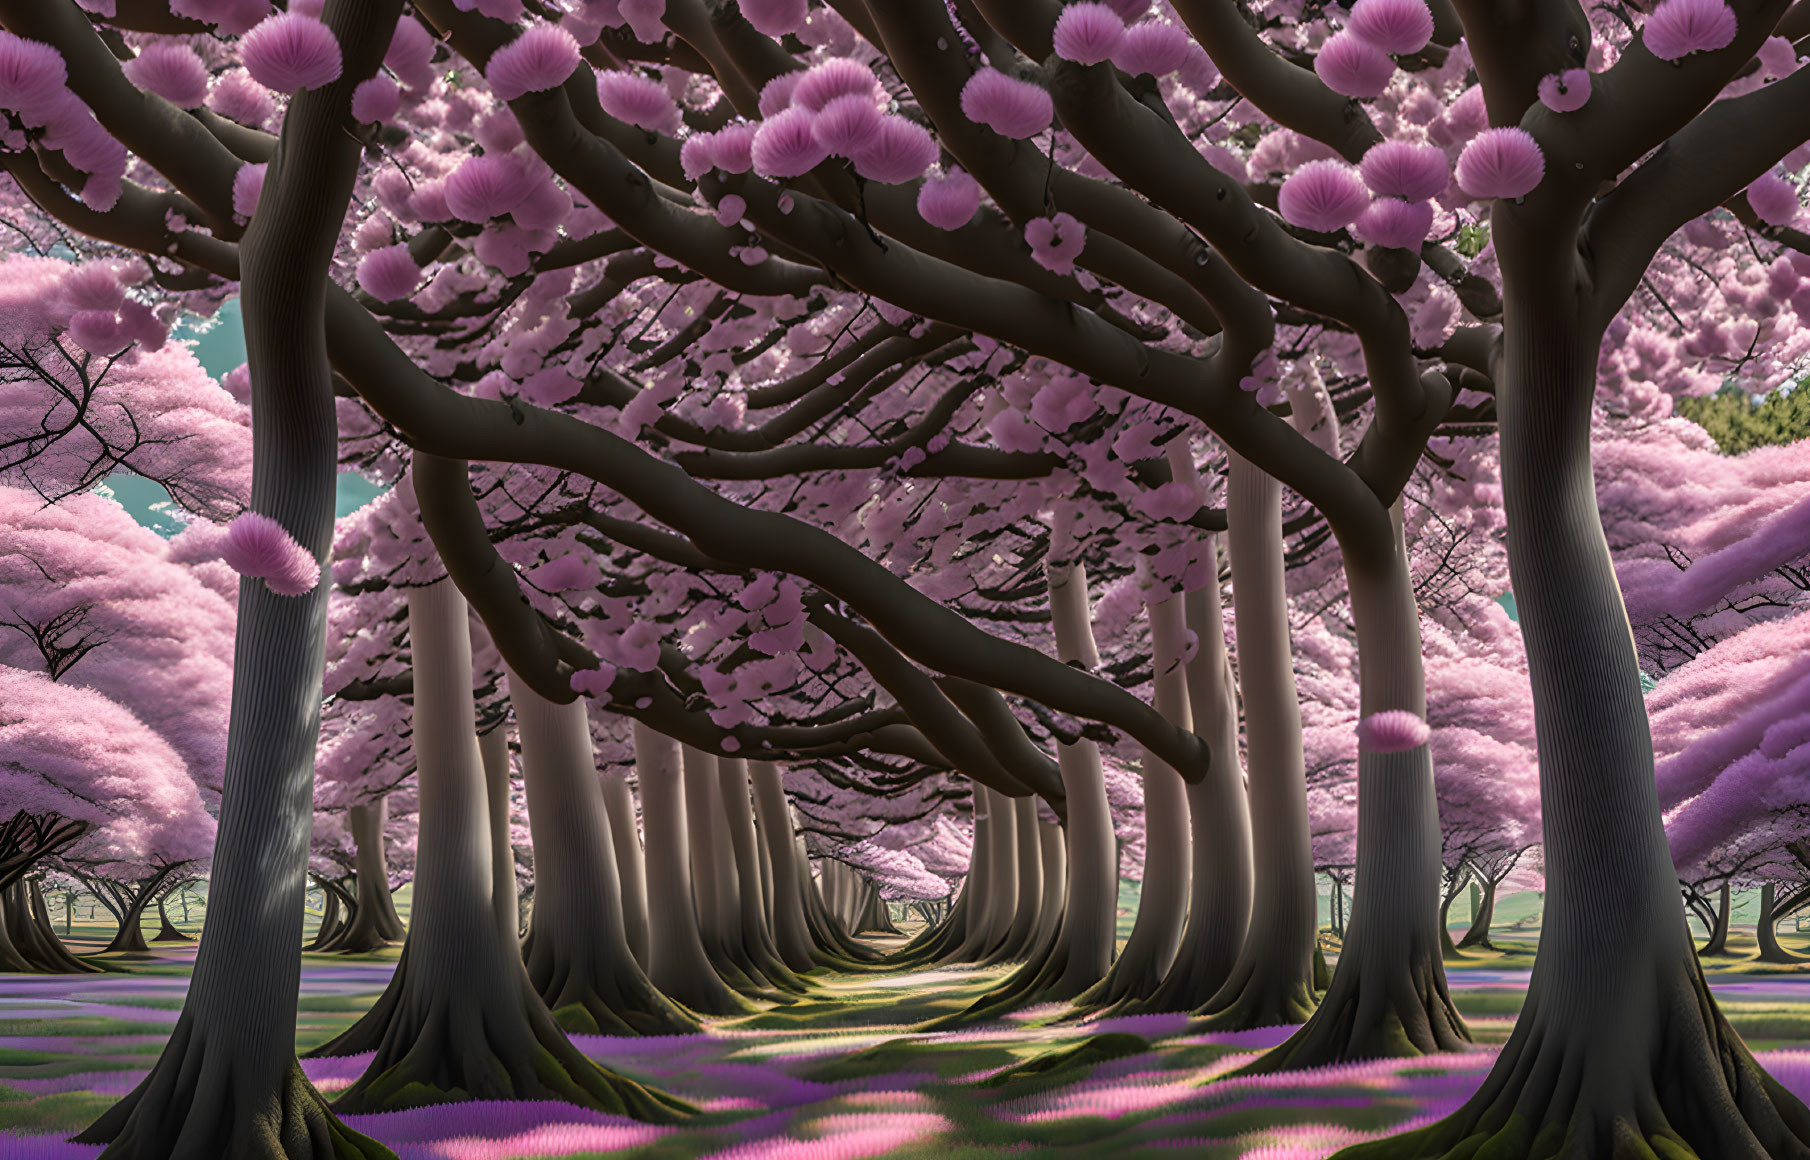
[486,23,580,100]
[238,11,341,93]
[121,43,210,109]
[0,664,214,871]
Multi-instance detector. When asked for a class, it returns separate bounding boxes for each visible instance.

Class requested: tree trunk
[1132,535,1254,1014]
[308,878,346,953]
[153,889,193,943]
[997,796,1044,960]
[636,724,755,1014]
[332,800,405,953]
[100,871,179,955]
[749,761,816,973]
[478,724,518,942]
[1338,287,1810,1159]
[1756,884,1809,965]
[1078,585,1191,1009]
[0,879,99,973]
[1439,882,1466,962]
[951,552,1118,1016]
[601,775,651,970]
[947,793,999,963]
[509,673,697,1036]
[1202,455,1318,1029]
[1257,500,1467,1070]
[1458,876,1500,951]
[76,9,404,1152]
[312,581,683,1119]
[1697,883,1732,958]
[683,745,781,997]
[1030,819,1066,954]
[718,757,808,990]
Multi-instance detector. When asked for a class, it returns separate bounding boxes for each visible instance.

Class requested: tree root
[328,972,693,1119]
[1331,957,1810,1159]
[529,950,700,1037]
[1195,953,1318,1032]
[1243,947,1468,1074]
[78,1021,394,1159]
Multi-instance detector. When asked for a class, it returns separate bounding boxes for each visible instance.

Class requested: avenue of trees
[0,0,1808,1158]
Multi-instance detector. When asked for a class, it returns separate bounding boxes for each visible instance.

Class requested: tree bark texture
[1202,455,1318,1030]
[601,774,652,970]
[749,761,817,973]
[509,672,697,1036]
[636,724,755,1015]
[78,8,405,1151]
[330,799,406,953]
[1338,284,1810,1159]
[315,581,684,1118]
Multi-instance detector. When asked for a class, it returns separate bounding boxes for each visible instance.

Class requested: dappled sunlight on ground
[5,949,1810,1158]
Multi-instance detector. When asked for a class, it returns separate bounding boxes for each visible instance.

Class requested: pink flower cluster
[220,511,321,596]
[746,59,937,184]
[1314,0,1434,98]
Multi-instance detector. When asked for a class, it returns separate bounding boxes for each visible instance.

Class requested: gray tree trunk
[1078,583,1191,1008]
[636,725,753,1014]
[311,580,681,1120]
[749,761,816,972]
[601,775,651,970]
[331,799,405,953]
[1369,283,1810,1156]
[718,758,807,990]
[75,9,404,1151]
[1201,455,1318,1029]
[509,674,696,1035]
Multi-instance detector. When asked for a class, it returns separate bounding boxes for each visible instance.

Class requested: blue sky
[105,299,386,536]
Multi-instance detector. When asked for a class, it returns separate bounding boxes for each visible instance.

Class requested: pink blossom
[1357,709,1431,752]
[385,16,438,90]
[1347,0,1434,55]
[58,262,126,312]
[1758,35,1800,79]
[617,621,662,670]
[239,12,342,93]
[1429,84,1488,146]
[752,107,829,177]
[356,244,422,302]
[1113,21,1191,77]
[350,74,400,123]
[918,169,981,230]
[221,511,320,596]
[1537,68,1591,113]
[1354,197,1434,249]
[444,153,533,222]
[0,31,68,122]
[68,309,126,355]
[510,177,573,231]
[1277,159,1370,232]
[122,43,210,109]
[811,93,884,157]
[1133,480,1203,522]
[852,115,937,184]
[619,0,667,43]
[1313,31,1394,98]
[520,365,581,405]
[959,68,1052,139]
[713,193,746,226]
[488,23,581,101]
[1025,212,1086,275]
[527,552,599,592]
[232,162,265,219]
[207,68,275,128]
[759,71,804,117]
[1642,0,1738,61]
[1455,127,1545,199]
[1052,3,1126,66]
[1358,140,1448,200]
[409,178,451,222]
[1746,172,1801,227]
[741,0,807,36]
[570,663,618,698]
[595,69,681,134]
[792,58,883,112]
